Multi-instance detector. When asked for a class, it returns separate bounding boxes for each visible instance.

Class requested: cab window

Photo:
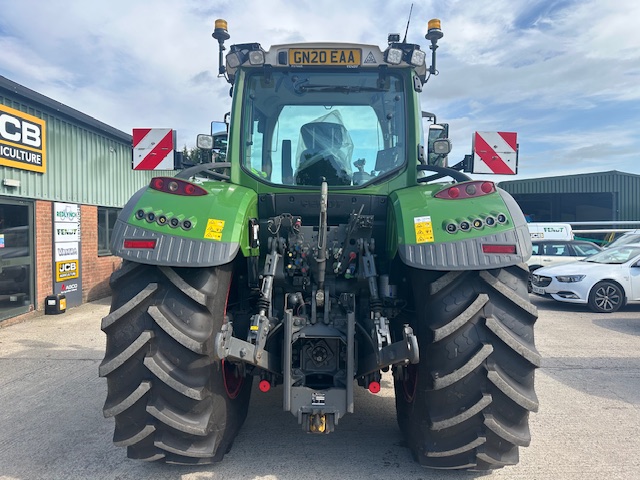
[242,70,406,187]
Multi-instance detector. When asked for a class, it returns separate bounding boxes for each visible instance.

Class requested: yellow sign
[289,48,361,66]
[0,104,47,173]
[204,218,225,241]
[56,260,79,282]
[414,216,434,243]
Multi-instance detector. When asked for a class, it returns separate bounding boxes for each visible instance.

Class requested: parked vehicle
[99,18,539,470]
[606,229,640,249]
[527,222,574,241]
[531,244,640,313]
[527,240,601,292]
[528,240,602,270]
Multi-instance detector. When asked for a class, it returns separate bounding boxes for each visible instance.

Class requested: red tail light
[150,177,207,196]
[435,181,496,199]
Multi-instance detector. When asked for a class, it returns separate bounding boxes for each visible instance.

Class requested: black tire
[394,265,540,470]
[99,261,252,464]
[588,281,624,313]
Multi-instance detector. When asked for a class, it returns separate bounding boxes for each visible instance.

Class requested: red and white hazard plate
[472,131,518,175]
[132,128,175,171]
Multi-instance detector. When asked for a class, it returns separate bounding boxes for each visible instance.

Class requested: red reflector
[368,381,381,394]
[482,244,517,254]
[123,239,157,249]
[151,178,164,190]
[435,181,496,200]
[481,181,495,194]
[259,380,271,392]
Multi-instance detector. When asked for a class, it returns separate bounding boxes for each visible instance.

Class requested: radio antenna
[402,3,414,43]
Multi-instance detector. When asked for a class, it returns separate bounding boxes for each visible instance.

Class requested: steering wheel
[417,164,471,183]
[176,162,231,181]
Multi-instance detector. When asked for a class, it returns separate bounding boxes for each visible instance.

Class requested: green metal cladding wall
[499,171,640,221]
[0,91,174,208]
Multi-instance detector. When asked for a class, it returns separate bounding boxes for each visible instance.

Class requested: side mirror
[211,121,227,136]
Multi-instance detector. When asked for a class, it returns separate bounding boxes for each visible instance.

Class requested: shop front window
[0,200,33,321]
[98,207,121,256]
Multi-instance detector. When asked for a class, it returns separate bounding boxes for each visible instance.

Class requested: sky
[1,0,639,181]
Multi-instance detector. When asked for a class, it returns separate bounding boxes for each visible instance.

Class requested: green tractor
[100,18,539,470]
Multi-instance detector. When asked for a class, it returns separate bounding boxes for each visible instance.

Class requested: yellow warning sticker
[204,218,225,241]
[414,215,434,243]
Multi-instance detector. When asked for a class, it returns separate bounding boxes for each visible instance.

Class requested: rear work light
[435,181,496,200]
[150,177,208,196]
[123,239,157,249]
[482,244,516,254]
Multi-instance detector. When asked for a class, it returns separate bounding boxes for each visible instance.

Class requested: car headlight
[555,275,585,283]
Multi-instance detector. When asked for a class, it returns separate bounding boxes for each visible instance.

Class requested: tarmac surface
[1,294,639,480]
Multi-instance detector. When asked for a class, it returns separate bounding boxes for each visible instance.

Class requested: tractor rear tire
[394,265,540,470]
[99,261,252,464]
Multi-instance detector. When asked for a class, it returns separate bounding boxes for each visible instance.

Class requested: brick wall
[35,200,53,310]
[37,203,121,307]
[80,205,121,302]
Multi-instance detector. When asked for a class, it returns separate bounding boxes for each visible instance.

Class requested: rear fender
[388,184,532,271]
[110,181,258,266]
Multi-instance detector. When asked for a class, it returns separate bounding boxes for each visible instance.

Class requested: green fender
[388,184,532,271]
[110,181,259,267]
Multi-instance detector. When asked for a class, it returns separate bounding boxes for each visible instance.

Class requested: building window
[98,207,121,256]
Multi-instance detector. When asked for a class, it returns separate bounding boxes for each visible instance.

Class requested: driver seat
[295,122,351,186]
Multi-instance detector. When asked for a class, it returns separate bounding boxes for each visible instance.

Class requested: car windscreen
[582,245,640,264]
[572,242,601,256]
[607,233,640,249]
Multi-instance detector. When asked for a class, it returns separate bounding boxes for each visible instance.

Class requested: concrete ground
[0,295,639,480]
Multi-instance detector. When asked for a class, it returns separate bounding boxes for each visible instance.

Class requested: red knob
[368,381,381,394]
[259,380,271,392]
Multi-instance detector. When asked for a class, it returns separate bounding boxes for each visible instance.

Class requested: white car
[528,240,602,271]
[531,243,640,313]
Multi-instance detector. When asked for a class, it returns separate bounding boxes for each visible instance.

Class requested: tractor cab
[210,19,445,191]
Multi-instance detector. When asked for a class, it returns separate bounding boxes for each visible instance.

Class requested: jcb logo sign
[56,260,79,282]
[0,104,46,173]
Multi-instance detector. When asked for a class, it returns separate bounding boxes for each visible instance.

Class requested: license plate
[289,48,361,66]
[532,286,545,295]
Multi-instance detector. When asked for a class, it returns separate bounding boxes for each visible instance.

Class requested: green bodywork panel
[388,184,516,256]
[127,180,259,256]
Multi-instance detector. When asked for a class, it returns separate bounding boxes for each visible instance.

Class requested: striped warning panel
[132,128,175,170]
[472,132,518,175]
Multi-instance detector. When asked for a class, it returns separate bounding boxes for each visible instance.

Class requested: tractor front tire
[394,265,540,470]
[99,261,252,464]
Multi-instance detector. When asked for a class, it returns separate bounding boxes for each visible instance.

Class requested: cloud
[0,0,639,179]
